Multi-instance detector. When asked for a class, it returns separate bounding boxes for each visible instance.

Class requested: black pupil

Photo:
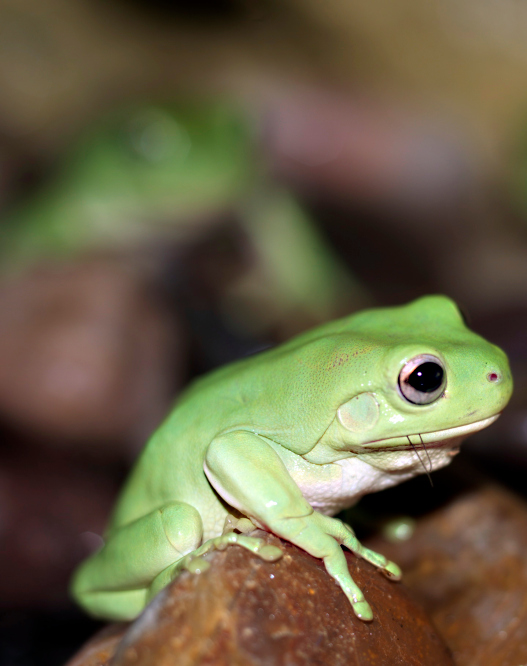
[407,362,443,393]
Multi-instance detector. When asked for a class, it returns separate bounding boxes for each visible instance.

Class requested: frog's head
[306,295,512,474]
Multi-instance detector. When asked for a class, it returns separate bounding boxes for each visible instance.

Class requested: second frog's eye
[398,354,446,405]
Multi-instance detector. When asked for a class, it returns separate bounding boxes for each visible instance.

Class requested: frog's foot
[222,513,258,535]
[324,533,401,622]
[287,513,402,621]
[357,543,402,581]
[340,523,402,581]
[183,531,283,574]
[148,532,283,602]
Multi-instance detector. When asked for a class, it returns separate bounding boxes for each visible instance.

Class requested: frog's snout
[482,361,513,411]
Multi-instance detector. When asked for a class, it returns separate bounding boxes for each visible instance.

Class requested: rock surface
[365,484,527,666]
[66,623,128,666]
[75,531,455,666]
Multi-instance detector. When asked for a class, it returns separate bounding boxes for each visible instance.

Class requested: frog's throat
[362,413,500,452]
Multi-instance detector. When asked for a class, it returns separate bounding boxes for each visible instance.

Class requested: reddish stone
[0,257,182,455]
[104,531,453,666]
[365,484,527,666]
[65,623,128,666]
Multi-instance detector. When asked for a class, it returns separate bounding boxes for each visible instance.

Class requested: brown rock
[65,623,128,666]
[0,257,182,456]
[365,484,527,666]
[108,531,453,666]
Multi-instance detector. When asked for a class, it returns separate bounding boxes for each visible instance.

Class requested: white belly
[289,456,415,516]
[269,440,455,517]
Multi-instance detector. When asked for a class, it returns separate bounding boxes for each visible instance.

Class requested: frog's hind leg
[71,502,202,621]
[73,588,149,622]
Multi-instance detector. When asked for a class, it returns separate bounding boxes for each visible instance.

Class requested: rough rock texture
[66,623,128,666]
[365,484,527,666]
[95,531,454,666]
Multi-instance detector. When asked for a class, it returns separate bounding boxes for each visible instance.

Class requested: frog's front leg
[205,431,401,621]
[71,502,203,621]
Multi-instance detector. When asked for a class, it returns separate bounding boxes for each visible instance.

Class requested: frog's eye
[398,354,446,405]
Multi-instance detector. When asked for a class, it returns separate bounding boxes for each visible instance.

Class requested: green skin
[2,104,255,262]
[71,295,512,622]
[0,102,360,324]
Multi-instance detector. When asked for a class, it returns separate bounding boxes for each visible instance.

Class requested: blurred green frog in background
[0,101,367,337]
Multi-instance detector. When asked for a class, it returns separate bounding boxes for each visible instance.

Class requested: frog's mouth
[362,413,500,452]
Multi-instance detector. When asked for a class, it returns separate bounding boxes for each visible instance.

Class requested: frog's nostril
[487,372,500,383]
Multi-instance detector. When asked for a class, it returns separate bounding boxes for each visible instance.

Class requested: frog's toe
[257,544,283,561]
[233,534,283,562]
[382,560,402,580]
[352,600,373,622]
[184,555,210,574]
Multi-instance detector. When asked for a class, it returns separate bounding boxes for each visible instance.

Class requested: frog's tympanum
[72,296,512,621]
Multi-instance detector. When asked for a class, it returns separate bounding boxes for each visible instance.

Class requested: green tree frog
[0,102,364,330]
[71,295,512,622]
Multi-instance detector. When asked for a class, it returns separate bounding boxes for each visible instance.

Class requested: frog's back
[108,317,368,531]
[107,381,232,530]
[107,352,268,529]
